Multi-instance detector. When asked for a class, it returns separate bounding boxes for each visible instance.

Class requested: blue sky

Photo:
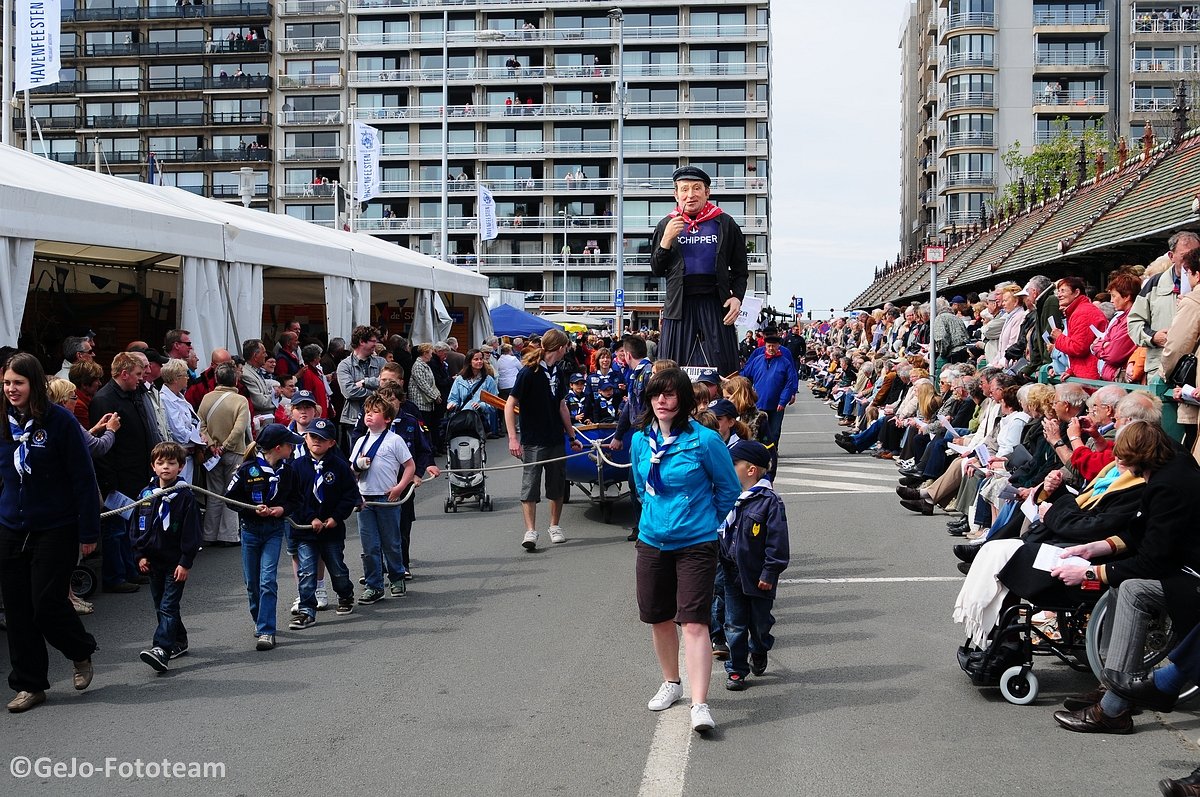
[765,2,905,317]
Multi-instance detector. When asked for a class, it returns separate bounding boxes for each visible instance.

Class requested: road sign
[925,246,945,263]
[614,288,624,308]
[793,297,804,315]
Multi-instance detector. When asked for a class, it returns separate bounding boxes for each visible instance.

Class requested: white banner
[736,294,764,329]
[15,0,62,92]
[478,184,498,241]
[352,121,380,201]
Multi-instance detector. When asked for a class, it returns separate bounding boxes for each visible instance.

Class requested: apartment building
[21,0,772,328]
[899,1,1195,256]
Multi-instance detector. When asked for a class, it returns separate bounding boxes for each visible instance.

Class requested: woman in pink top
[1091,269,1140,382]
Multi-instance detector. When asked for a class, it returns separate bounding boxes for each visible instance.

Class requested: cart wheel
[602,501,613,523]
[482,495,493,511]
[71,565,97,599]
[443,498,452,513]
[999,665,1039,705]
[452,502,458,513]
[562,483,571,504]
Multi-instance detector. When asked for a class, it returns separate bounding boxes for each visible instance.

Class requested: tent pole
[2,0,11,146]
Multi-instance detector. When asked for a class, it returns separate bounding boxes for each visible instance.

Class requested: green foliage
[998,120,1117,208]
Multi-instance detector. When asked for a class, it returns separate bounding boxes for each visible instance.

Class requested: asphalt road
[1,392,1196,796]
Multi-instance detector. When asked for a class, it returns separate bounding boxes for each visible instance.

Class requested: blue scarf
[718,479,772,537]
[255,456,280,501]
[148,478,180,529]
[645,428,678,495]
[312,457,325,503]
[1087,466,1122,499]
[7,412,31,483]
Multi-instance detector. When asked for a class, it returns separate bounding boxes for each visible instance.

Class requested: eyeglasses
[179,340,193,347]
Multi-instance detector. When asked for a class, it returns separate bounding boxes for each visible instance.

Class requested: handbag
[1169,353,1197,388]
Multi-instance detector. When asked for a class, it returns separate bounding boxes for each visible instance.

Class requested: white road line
[794,457,902,471]
[781,576,962,584]
[771,477,893,492]
[638,667,692,797]
[775,467,899,483]
[776,490,896,496]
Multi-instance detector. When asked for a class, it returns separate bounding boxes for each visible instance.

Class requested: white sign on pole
[15,0,61,92]
[478,184,498,241]
[352,121,381,201]
[925,245,945,263]
[735,295,764,329]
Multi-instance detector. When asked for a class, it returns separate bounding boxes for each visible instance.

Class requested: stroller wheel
[482,495,493,512]
[999,666,1039,705]
[443,498,452,513]
[71,564,97,599]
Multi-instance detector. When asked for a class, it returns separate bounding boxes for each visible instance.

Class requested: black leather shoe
[957,561,971,575]
[1062,686,1105,711]
[895,485,921,501]
[1101,668,1178,713]
[953,543,982,563]
[1052,703,1134,734]
[1159,766,1200,797]
[898,467,924,479]
[900,498,935,516]
[899,474,926,488]
[836,438,858,454]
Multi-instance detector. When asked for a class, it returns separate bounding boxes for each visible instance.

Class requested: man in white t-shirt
[352,395,415,604]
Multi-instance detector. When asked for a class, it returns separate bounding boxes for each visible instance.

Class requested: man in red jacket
[1050,276,1107,380]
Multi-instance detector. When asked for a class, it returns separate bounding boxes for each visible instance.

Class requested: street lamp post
[560,208,570,312]
[608,7,625,337]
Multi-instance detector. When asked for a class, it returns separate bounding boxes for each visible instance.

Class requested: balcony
[32,115,82,129]
[940,91,995,112]
[1033,128,1095,144]
[1131,96,1179,112]
[31,78,140,94]
[154,147,273,163]
[355,214,762,234]
[940,51,996,72]
[943,130,995,149]
[920,189,936,207]
[281,182,338,198]
[942,210,985,227]
[924,83,939,103]
[281,109,345,125]
[1033,89,1110,112]
[282,36,344,53]
[944,12,995,32]
[345,61,765,86]
[280,0,344,14]
[345,17,766,44]
[1131,11,1200,34]
[211,184,271,199]
[62,2,271,21]
[278,72,344,89]
[39,149,141,165]
[1034,50,1109,68]
[281,146,345,161]
[145,75,272,91]
[76,39,271,58]
[923,117,938,138]
[376,138,766,159]
[941,171,995,190]
[1034,9,1109,27]
[919,155,936,173]
[468,252,766,272]
[336,175,762,197]
[927,10,938,33]
[1132,56,1199,73]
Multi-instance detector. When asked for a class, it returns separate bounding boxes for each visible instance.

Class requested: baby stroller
[443,408,492,513]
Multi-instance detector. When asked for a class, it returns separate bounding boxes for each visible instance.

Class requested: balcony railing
[32,115,82,129]
[1033,89,1110,106]
[1034,9,1109,26]
[62,2,271,21]
[942,170,996,189]
[154,147,272,163]
[943,210,986,227]
[39,149,141,165]
[1033,128,1094,144]
[211,184,271,198]
[945,12,995,31]
[462,253,766,272]
[280,0,344,14]
[144,75,272,91]
[281,109,345,125]
[282,146,345,161]
[282,36,344,53]
[941,51,996,71]
[346,20,766,43]
[1131,96,1179,112]
[76,39,270,57]
[923,117,938,137]
[942,91,995,110]
[1035,50,1109,67]
[943,130,995,148]
[1131,57,1199,72]
[346,61,766,85]
[375,138,766,159]
[287,175,763,197]
[278,72,344,89]
[352,100,766,122]
[925,83,938,103]
[31,78,140,94]
[1131,12,1200,33]
[355,214,763,234]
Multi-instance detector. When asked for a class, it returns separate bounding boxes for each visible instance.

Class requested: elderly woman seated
[951,421,1155,653]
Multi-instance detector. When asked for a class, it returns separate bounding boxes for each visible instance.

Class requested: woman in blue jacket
[631,367,740,733]
[0,353,101,712]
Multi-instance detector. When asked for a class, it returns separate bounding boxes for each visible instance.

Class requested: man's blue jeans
[240,519,284,636]
[721,560,777,678]
[358,501,404,591]
[851,418,885,451]
[296,537,353,618]
[148,562,188,652]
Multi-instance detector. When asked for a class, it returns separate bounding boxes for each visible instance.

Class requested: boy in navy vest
[132,442,201,672]
[287,418,360,628]
[719,440,790,691]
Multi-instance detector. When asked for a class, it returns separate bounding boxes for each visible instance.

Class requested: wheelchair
[959,588,1200,706]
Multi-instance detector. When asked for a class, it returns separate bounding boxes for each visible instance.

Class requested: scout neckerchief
[312,456,326,502]
[596,395,615,417]
[254,455,280,501]
[352,428,391,468]
[7,411,32,483]
[645,425,679,496]
[540,360,560,400]
[718,478,772,537]
[289,422,309,459]
[147,477,180,529]
[670,202,724,234]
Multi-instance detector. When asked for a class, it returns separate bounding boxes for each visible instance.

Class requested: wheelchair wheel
[1085,589,1199,706]
[999,665,1039,706]
[71,565,97,599]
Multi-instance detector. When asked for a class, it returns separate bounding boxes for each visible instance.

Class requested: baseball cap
[132,346,169,365]
[709,398,738,419]
[305,418,337,441]
[257,423,303,449]
[570,372,586,383]
[598,378,615,390]
[729,439,772,469]
[1014,288,1030,297]
[696,369,720,386]
[292,389,318,407]
[951,295,966,304]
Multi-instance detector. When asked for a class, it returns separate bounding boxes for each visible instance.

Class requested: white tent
[0,145,491,353]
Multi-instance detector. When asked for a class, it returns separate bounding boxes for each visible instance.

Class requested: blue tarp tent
[490,303,562,337]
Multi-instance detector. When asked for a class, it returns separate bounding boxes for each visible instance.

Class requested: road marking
[781,576,962,584]
[776,466,899,483]
[772,477,893,492]
[776,490,896,496]
[638,667,692,797]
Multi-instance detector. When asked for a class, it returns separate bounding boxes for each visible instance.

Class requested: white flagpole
[346,104,356,233]
[2,0,11,145]
[439,9,448,261]
[23,89,31,149]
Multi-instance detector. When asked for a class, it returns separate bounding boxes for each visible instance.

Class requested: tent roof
[0,145,489,296]
[490,303,562,337]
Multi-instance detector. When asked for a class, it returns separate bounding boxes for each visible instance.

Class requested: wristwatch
[1085,568,1097,581]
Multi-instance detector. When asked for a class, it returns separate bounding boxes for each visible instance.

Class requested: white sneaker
[548,525,567,544]
[647,681,684,711]
[690,702,715,732]
[290,597,302,617]
[315,587,329,610]
[522,529,539,551]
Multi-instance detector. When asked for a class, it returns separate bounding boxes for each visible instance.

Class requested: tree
[998,119,1117,209]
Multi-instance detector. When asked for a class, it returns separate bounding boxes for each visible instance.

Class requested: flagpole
[2,0,11,145]
[22,89,31,149]
[439,8,448,261]
[346,104,356,233]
